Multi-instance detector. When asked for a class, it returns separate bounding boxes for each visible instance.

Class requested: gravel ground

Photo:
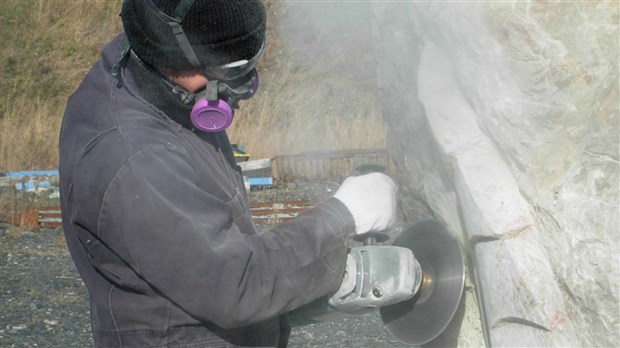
[0,181,422,347]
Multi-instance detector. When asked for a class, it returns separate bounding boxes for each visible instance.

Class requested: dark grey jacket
[59,35,354,348]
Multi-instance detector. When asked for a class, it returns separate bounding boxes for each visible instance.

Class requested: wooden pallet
[271,148,394,182]
[0,201,314,230]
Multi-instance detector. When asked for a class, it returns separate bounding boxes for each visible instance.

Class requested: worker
[58,0,396,347]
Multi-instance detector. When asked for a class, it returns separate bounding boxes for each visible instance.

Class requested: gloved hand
[334,172,397,235]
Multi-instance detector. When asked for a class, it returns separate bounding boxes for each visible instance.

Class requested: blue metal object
[3,170,58,177]
[248,177,272,187]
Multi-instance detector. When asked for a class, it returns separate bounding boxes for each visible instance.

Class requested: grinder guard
[380,220,465,345]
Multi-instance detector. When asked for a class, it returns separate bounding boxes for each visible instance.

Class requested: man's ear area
[160,69,209,93]
[159,68,203,79]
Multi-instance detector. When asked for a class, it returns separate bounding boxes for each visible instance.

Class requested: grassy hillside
[0,0,386,171]
[0,0,122,171]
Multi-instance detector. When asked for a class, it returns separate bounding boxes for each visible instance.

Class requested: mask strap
[143,0,202,68]
[205,81,220,101]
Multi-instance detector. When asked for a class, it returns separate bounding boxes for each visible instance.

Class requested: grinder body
[329,245,422,312]
[288,244,421,324]
[288,220,465,346]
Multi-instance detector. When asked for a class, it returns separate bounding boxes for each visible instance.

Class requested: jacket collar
[124,52,195,130]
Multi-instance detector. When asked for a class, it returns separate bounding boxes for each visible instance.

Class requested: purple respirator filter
[190,99,233,133]
[189,70,259,133]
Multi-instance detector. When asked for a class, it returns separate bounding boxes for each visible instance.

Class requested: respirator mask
[167,47,262,133]
[143,0,262,132]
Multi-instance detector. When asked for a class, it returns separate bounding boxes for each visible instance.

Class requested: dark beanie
[121,0,266,70]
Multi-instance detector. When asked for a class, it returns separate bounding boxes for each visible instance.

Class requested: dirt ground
[0,182,414,347]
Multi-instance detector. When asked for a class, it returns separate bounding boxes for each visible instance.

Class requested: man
[59,0,396,347]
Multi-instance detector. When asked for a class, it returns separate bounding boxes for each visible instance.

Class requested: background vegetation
[0,0,386,171]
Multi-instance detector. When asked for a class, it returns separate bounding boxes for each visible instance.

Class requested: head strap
[143,0,202,68]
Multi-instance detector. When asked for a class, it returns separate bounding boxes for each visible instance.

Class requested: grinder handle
[352,164,391,246]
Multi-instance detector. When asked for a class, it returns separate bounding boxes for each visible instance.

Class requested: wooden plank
[250,207,308,216]
[253,217,295,224]
[249,200,313,208]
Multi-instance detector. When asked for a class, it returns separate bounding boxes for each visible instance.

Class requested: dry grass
[0,0,385,171]
[229,61,386,158]
[1,0,123,171]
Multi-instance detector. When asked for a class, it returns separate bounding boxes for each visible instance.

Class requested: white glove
[334,172,397,235]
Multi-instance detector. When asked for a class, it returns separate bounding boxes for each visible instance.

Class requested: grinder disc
[380,220,465,345]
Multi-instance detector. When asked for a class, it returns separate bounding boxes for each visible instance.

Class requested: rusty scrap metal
[38,208,62,229]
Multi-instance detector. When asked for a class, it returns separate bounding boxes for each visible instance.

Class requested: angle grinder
[288,166,465,345]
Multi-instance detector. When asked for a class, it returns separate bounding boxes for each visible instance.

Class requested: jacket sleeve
[98,144,354,328]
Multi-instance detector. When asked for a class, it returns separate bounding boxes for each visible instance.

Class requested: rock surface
[371,1,618,347]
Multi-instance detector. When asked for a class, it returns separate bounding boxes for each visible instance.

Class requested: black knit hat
[121,0,266,70]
